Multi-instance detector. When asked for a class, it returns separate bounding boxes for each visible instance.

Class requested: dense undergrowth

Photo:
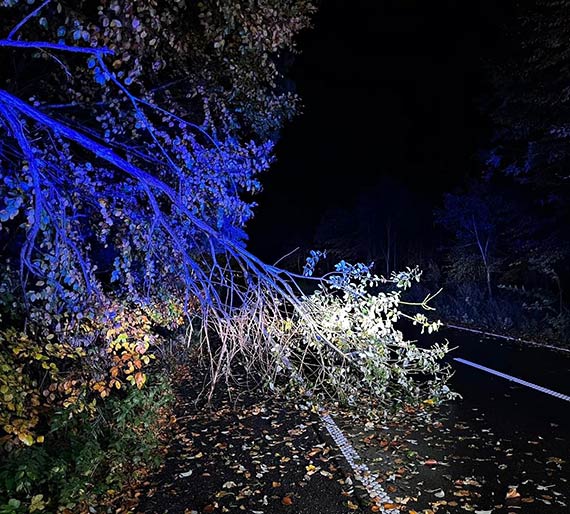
[0,267,182,512]
[421,270,570,348]
[435,284,570,348]
[0,376,172,514]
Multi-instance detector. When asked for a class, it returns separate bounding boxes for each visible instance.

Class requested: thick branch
[0,39,113,56]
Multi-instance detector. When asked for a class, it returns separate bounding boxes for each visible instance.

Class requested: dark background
[247,0,513,262]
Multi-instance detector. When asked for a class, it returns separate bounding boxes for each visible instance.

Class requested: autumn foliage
[0,1,456,512]
[0,0,317,509]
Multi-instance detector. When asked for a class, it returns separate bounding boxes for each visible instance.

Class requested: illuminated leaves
[505,485,520,499]
[0,195,23,222]
[28,494,46,512]
[17,432,35,446]
[289,259,455,407]
[130,371,147,389]
[0,295,168,447]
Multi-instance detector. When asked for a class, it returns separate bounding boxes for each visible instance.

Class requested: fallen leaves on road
[332,398,569,514]
[135,366,364,513]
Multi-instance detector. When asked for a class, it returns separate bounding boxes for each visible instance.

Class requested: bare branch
[6,0,51,40]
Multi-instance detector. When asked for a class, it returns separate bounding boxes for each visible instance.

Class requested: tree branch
[6,0,51,40]
[0,39,113,56]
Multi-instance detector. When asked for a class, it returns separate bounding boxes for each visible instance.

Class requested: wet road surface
[335,327,570,513]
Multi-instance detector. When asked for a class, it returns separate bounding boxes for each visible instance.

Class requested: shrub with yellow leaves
[0,328,86,448]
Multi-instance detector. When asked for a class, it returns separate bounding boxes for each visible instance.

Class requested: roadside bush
[0,375,172,513]
[0,265,181,512]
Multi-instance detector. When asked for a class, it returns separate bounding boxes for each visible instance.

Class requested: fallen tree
[0,0,453,424]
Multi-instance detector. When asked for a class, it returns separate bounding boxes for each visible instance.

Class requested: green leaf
[29,494,46,512]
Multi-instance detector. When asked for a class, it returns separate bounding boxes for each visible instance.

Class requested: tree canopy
[0,0,318,321]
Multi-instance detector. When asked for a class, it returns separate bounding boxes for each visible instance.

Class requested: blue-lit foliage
[0,81,277,313]
[0,1,308,323]
[0,2,325,437]
[0,1,452,426]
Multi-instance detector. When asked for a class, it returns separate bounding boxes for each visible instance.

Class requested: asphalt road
[338,326,570,513]
[443,326,570,433]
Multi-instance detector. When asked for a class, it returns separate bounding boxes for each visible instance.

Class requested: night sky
[247,0,513,262]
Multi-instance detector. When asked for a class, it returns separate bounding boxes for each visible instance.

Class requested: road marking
[445,323,570,354]
[454,357,570,402]
[320,412,399,513]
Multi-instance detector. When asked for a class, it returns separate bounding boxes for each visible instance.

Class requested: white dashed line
[320,411,400,513]
[454,357,570,402]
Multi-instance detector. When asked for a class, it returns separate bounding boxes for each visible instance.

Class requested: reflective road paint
[320,412,400,513]
[454,357,570,402]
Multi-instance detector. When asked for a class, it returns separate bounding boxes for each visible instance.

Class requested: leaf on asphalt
[506,485,520,499]
[177,470,193,478]
[214,490,234,499]
[281,496,293,505]
[305,464,319,475]
[307,447,322,457]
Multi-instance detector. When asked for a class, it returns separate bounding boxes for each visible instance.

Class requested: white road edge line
[319,411,400,513]
[454,357,570,402]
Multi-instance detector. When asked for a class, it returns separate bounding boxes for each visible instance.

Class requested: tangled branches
[0,4,453,410]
